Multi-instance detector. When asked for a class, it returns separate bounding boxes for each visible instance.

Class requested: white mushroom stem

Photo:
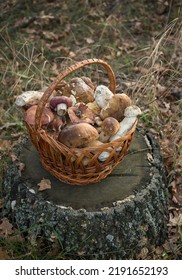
[109,105,142,142]
[70,151,90,166]
[109,117,136,141]
[45,113,52,124]
[56,103,67,116]
[94,116,103,127]
[15,91,44,107]
[94,85,114,108]
[70,94,77,106]
[98,151,111,161]
[85,140,112,162]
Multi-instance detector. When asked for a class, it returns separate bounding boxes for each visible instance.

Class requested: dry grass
[0,0,181,259]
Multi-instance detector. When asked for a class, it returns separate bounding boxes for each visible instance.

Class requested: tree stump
[2,129,168,259]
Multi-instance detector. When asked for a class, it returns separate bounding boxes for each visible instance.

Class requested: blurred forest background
[0,0,181,259]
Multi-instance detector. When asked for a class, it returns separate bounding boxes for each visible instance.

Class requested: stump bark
[2,129,168,259]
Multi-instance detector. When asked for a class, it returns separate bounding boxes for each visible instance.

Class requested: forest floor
[0,0,181,259]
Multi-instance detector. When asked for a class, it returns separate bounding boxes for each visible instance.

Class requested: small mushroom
[87,101,101,115]
[109,105,142,142]
[15,91,45,107]
[68,103,95,124]
[50,96,73,110]
[94,116,103,127]
[24,105,54,126]
[51,118,65,132]
[50,95,75,116]
[48,117,66,140]
[100,93,132,121]
[94,85,114,109]
[99,117,120,143]
[58,123,99,148]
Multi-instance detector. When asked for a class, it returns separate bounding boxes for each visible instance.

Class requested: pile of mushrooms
[15,76,141,163]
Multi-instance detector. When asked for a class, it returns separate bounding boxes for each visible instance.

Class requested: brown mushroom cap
[85,140,103,147]
[124,105,142,117]
[63,77,95,103]
[101,117,120,136]
[58,123,99,148]
[24,105,54,126]
[50,96,73,110]
[100,94,132,121]
[81,76,95,90]
[68,103,95,124]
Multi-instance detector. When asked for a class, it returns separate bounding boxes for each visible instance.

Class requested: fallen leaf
[147,153,153,162]
[168,213,182,227]
[11,153,18,162]
[0,218,14,236]
[156,83,166,95]
[37,178,52,191]
[77,249,86,256]
[17,162,26,172]
[0,122,17,131]
[0,140,12,151]
[0,248,9,260]
[155,246,164,256]
[0,199,3,209]
[42,31,59,41]
[173,186,182,206]
[85,38,94,44]
[172,195,179,205]
[137,247,149,259]
[69,51,76,58]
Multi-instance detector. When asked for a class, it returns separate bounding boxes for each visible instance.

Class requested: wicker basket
[25,59,137,185]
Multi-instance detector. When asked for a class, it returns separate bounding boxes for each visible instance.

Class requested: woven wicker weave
[25,59,137,185]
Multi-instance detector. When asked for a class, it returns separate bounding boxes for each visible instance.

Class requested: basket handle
[35,58,116,130]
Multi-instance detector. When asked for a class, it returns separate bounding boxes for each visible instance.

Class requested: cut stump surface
[3,129,168,259]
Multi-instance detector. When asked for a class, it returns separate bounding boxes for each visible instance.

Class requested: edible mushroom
[50,95,76,116]
[94,85,114,109]
[15,91,44,107]
[68,103,95,124]
[109,105,142,142]
[99,117,120,143]
[63,77,95,103]
[58,123,99,148]
[24,105,54,126]
[100,93,132,121]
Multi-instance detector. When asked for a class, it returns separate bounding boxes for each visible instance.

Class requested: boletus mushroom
[109,105,142,142]
[94,85,114,109]
[50,95,76,116]
[99,117,120,143]
[62,77,95,104]
[24,105,54,126]
[58,123,99,148]
[15,91,45,107]
[68,103,95,124]
[100,93,132,121]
